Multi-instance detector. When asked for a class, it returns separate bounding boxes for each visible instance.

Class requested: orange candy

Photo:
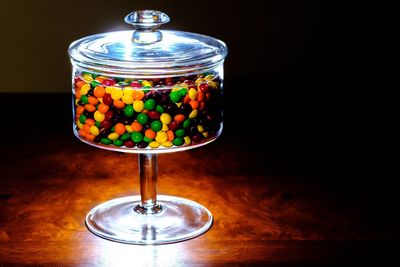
[95,77,105,83]
[75,90,82,99]
[88,96,98,105]
[115,123,126,135]
[82,124,91,134]
[85,104,96,112]
[93,86,105,98]
[174,114,185,123]
[86,134,95,141]
[76,105,85,115]
[145,129,156,139]
[75,81,86,89]
[78,129,87,138]
[189,100,199,109]
[97,103,109,114]
[183,95,191,104]
[132,90,145,100]
[113,100,125,109]
[197,91,205,101]
[167,130,175,141]
[85,118,95,126]
[131,121,143,132]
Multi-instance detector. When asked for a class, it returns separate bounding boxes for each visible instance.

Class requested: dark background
[0,0,396,233]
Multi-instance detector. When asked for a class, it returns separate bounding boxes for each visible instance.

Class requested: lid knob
[125,10,170,44]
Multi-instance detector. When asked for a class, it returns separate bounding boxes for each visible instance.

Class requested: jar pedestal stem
[134,153,162,214]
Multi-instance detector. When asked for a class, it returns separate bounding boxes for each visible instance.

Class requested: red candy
[105,110,114,121]
[198,83,209,93]
[103,79,115,86]
[130,81,141,88]
[148,111,160,120]
[169,120,180,131]
[124,140,135,148]
[102,93,113,105]
[100,120,112,128]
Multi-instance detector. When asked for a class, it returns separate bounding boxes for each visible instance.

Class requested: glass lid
[68,10,228,77]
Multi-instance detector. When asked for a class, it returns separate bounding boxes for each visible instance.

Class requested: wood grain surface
[0,94,396,266]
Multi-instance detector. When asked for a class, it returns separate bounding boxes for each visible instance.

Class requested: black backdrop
[0,1,395,209]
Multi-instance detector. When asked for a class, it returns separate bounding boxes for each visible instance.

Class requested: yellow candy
[195,78,204,84]
[123,87,134,96]
[197,125,204,133]
[160,113,172,124]
[188,88,197,100]
[141,80,152,87]
[82,74,93,82]
[155,131,168,143]
[94,111,105,122]
[75,99,80,105]
[80,84,90,95]
[184,136,191,145]
[76,120,83,129]
[122,94,134,104]
[111,89,123,100]
[188,109,198,119]
[180,83,189,89]
[161,141,173,147]
[176,102,182,108]
[204,75,214,81]
[125,125,133,133]
[108,133,119,140]
[162,123,169,131]
[207,80,218,89]
[149,141,160,148]
[105,86,118,94]
[133,100,144,112]
[89,126,100,136]
[202,132,209,138]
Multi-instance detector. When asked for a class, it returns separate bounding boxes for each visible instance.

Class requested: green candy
[144,99,156,110]
[113,139,124,147]
[182,118,191,129]
[120,133,131,141]
[90,80,101,88]
[179,88,188,96]
[79,114,86,124]
[115,77,125,82]
[80,95,88,104]
[111,126,115,132]
[137,113,149,125]
[124,105,134,117]
[155,105,164,113]
[173,137,184,146]
[100,138,112,145]
[118,81,129,87]
[169,91,182,103]
[151,120,162,132]
[131,132,143,143]
[175,129,185,137]
[95,121,101,128]
[143,137,153,143]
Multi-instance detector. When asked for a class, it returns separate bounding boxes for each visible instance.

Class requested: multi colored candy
[73,72,223,150]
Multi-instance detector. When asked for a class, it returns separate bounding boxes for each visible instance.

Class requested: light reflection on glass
[96,240,187,267]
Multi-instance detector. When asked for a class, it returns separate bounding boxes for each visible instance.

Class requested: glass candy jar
[68,10,227,244]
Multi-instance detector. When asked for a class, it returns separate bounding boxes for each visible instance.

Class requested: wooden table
[0,94,396,266]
